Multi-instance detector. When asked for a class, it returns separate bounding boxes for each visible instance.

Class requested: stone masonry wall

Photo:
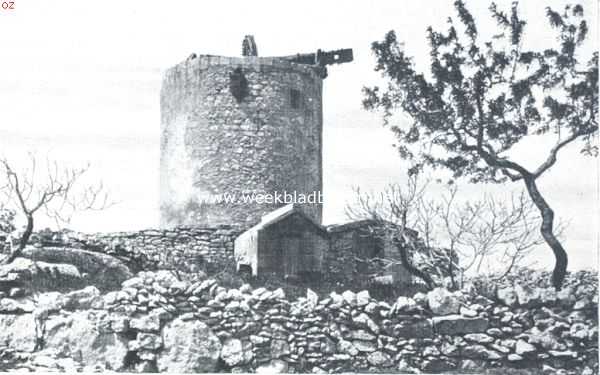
[29,227,411,286]
[29,226,242,273]
[160,55,324,228]
[326,230,362,283]
[0,270,596,373]
[326,229,412,286]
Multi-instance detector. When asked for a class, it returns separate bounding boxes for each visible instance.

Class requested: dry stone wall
[28,227,399,285]
[29,227,242,273]
[0,270,596,373]
[325,230,358,282]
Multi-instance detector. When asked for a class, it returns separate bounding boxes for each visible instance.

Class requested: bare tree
[347,174,559,290]
[346,174,436,289]
[421,186,563,288]
[0,154,109,264]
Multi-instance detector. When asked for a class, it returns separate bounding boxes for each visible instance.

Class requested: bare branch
[0,155,111,264]
[347,175,554,288]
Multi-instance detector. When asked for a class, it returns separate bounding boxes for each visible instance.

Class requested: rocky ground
[0,256,595,374]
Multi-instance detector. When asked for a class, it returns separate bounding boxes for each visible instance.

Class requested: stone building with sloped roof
[234,204,412,285]
[234,204,328,278]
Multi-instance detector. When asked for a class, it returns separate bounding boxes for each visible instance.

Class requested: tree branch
[533,125,599,178]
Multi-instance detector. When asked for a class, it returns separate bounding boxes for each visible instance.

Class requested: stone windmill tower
[160,37,353,228]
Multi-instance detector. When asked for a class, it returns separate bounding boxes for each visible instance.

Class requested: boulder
[496,287,518,307]
[0,298,35,313]
[539,288,558,305]
[462,345,502,360]
[306,288,318,308]
[356,290,370,306]
[421,358,457,373]
[398,359,418,373]
[121,276,144,289]
[128,333,162,351]
[393,320,434,338]
[22,247,132,291]
[349,329,377,341]
[459,306,478,318]
[0,313,37,352]
[548,350,577,359]
[515,284,542,306]
[422,346,441,356]
[526,327,565,350]
[9,287,25,298]
[22,347,82,372]
[270,339,290,358]
[157,319,221,373]
[413,292,428,307]
[134,360,158,373]
[507,353,523,361]
[556,287,576,307]
[329,291,344,305]
[441,341,461,357]
[221,338,253,367]
[271,288,285,299]
[352,313,379,334]
[392,296,418,314]
[569,322,590,340]
[459,359,486,372]
[130,313,161,332]
[463,333,494,344]
[35,291,68,317]
[428,288,460,315]
[0,257,82,293]
[574,296,595,310]
[472,295,493,306]
[515,339,537,356]
[337,340,359,356]
[43,310,128,370]
[108,314,129,333]
[432,315,489,335]
[342,290,356,305]
[352,340,377,353]
[256,360,288,374]
[367,351,392,367]
[65,286,101,310]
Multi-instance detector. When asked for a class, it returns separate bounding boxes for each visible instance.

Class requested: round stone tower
[160,41,352,228]
[160,40,352,228]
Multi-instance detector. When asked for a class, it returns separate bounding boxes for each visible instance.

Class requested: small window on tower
[290,89,302,109]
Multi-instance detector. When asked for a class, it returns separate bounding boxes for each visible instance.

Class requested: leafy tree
[363,2,597,289]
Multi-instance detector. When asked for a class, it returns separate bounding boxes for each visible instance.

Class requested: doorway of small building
[281,235,301,277]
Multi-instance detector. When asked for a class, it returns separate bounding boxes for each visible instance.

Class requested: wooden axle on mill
[242,35,353,78]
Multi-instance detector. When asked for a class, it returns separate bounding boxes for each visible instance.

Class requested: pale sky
[0,0,597,271]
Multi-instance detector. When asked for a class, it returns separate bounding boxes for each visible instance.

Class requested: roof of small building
[326,219,379,233]
[326,219,418,237]
[245,204,328,235]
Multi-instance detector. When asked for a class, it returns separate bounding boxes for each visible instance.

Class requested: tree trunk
[448,249,457,290]
[523,177,568,290]
[3,214,32,264]
[393,236,435,290]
